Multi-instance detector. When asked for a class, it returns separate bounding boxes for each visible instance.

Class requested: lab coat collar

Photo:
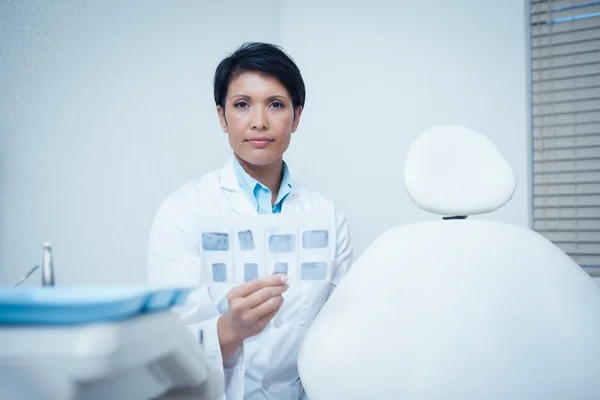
[219,157,296,196]
[219,158,240,191]
[219,157,299,215]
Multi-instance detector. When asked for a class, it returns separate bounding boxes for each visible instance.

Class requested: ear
[291,106,303,133]
[217,106,228,133]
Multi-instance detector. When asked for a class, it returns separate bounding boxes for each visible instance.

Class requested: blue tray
[0,286,194,325]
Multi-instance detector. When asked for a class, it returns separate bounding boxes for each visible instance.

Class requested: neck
[235,154,283,200]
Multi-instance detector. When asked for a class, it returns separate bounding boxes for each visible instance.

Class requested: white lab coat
[146,158,353,400]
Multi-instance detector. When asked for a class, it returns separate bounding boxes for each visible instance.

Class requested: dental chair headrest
[403,125,517,217]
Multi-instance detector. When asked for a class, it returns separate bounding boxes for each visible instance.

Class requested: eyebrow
[229,94,290,101]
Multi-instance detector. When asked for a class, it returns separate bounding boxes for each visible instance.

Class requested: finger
[229,274,288,298]
[228,284,287,317]
[247,295,284,323]
[243,283,288,310]
[258,298,284,325]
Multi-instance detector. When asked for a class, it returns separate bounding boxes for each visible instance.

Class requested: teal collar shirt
[232,157,292,215]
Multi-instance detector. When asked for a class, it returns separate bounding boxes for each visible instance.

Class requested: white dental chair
[297,125,600,399]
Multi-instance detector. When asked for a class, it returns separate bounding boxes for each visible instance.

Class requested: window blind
[530,0,600,276]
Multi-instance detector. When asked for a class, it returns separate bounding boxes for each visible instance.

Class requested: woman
[146,42,353,400]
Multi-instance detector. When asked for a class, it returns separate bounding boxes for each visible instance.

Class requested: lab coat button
[262,381,270,391]
[273,319,282,329]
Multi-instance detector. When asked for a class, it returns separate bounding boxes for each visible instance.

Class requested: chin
[236,151,283,168]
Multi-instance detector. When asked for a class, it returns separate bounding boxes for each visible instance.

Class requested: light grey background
[0,0,553,285]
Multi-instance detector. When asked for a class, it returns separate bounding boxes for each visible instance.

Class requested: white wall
[0,0,532,286]
[280,0,531,250]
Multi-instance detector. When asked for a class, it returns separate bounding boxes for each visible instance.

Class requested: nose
[251,106,269,130]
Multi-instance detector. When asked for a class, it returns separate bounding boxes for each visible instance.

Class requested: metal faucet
[41,241,55,287]
[11,241,55,288]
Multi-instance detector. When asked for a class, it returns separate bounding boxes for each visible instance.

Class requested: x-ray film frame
[197,217,235,284]
[298,252,331,282]
[231,219,267,284]
[200,248,235,284]
[198,213,334,284]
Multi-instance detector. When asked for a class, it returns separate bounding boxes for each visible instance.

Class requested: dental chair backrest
[403,124,516,217]
[297,125,600,400]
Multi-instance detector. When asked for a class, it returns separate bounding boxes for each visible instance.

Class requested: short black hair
[213,42,306,110]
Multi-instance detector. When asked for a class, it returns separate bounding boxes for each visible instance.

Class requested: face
[218,71,302,167]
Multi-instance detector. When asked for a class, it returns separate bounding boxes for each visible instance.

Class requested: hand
[218,274,288,360]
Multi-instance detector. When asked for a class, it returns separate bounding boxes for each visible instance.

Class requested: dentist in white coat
[146,42,353,400]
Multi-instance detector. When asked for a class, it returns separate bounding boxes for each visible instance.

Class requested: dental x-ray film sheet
[198,213,333,284]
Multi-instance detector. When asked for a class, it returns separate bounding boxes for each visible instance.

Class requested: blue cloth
[232,157,292,214]
[0,287,193,325]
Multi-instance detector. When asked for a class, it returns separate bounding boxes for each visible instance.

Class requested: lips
[247,136,273,143]
[246,136,274,149]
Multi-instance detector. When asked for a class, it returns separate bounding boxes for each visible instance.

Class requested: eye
[234,101,249,108]
[271,101,285,108]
